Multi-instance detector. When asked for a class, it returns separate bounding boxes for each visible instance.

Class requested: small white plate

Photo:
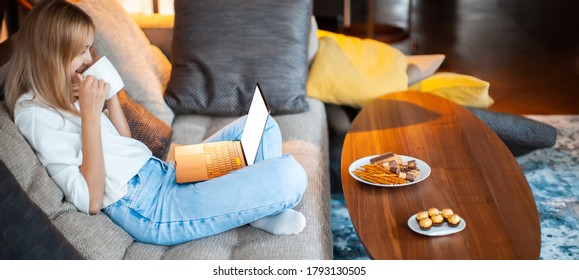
[407,214,466,236]
[348,155,431,187]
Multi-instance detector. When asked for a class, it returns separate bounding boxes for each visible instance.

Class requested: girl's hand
[71,82,80,97]
[76,73,109,122]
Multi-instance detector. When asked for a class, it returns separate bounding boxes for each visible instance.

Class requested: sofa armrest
[131,14,174,61]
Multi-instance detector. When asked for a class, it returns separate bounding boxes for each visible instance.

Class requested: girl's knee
[266,115,279,129]
[264,116,281,137]
[275,155,307,197]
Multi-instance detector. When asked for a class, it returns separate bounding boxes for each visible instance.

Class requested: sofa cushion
[307,30,408,108]
[164,0,311,116]
[0,160,84,260]
[0,103,75,218]
[410,72,494,108]
[118,91,172,159]
[162,97,332,259]
[76,0,175,126]
[406,54,445,85]
[308,16,320,65]
[125,141,332,260]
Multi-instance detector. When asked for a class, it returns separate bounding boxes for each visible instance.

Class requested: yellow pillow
[306,30,408,108]
[409,72,494,108]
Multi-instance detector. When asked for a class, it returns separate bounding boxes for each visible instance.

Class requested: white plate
[407,214,466,236]
[348,155,431,187]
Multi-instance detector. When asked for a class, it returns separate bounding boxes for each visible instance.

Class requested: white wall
[158,0,175,15]
[117,0,153,14]
[117,0,174,15]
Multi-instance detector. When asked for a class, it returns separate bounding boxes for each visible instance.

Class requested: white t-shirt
[14,92,152,214]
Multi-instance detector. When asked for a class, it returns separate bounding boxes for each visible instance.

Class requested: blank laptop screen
[240,85,270,165]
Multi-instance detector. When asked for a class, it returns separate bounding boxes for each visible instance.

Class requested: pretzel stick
[354,172,406,185]
[354,172,404,184]
[353,164,408,185]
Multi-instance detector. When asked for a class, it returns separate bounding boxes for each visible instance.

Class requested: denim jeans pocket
[122,173,142,208]
[127,158,170,215]
[150,156,172,172]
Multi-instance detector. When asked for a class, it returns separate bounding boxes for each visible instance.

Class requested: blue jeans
[103,116,307,246]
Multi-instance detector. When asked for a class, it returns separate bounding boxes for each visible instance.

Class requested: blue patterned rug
[331,115,579,260]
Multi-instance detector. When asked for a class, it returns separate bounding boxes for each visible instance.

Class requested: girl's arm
[88,50,131,138]
[105,90,131,138]
[77,74,108,215]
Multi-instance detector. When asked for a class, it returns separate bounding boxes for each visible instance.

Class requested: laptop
[174,84,271,183]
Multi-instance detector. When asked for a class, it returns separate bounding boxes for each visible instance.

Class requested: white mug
[82,56,124,100]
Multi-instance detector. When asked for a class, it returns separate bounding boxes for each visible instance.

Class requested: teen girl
[5,0,307,246]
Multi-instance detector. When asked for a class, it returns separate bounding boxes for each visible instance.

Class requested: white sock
[250,209,306,235]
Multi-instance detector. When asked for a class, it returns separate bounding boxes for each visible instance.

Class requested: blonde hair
[5,0,94,117]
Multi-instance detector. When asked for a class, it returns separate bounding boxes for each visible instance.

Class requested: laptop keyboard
[204,142,242,178]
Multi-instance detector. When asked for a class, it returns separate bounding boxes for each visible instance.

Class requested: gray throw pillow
[466,107,557,156]
[165,0,312,116]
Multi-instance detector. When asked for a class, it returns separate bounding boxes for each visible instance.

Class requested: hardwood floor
[316,0,579,115]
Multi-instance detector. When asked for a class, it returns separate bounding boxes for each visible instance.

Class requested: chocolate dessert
[419,218,433,231]
[416,211,429,221]
[447,214,462,227]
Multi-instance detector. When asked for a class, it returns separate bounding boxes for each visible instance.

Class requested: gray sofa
[0,1,332,259]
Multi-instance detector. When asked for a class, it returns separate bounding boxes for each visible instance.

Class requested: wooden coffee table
[340,91,541,259]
